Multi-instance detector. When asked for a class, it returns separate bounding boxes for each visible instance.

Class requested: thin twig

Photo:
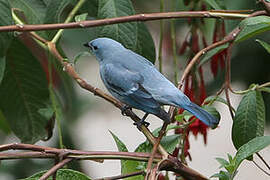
[39,158,73,180]
[252,160,270,176]
[145,122,169,178]
[179,27,240,88]
[0,10,254,32]
[95,170,145,180]
[224,43,235,119]
[256,152,270,171]
[158,156,208,180]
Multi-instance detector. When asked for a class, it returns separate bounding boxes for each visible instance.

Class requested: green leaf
[134,22,156,63]
[97,0,155,63]
[256,39,270,54]
[198,43,229,67]
[0,0,13,57]
[10,0,47,24]
[204,95,236,112]
[22,169,91,180]
[234,136,270,170]
[0,109,11,134]
[110,131,144,180]
[260,87,270,93]
[227,153,233,163]
[10,0,47,38]
[135,135,181,154]
[77,0,98,17]
[216,157,229,168]
[110,131,128,152]
[44,0,73,38]
[38,106,54,120]
[75,13,88,22]
[203,0,222,9]
[202,105,221,123]
[211,171,230,180]
[0,57,5,84]
[0,39,51,143]
[235,16,270,43]
[151,124,182,137]
[232,90,265,150]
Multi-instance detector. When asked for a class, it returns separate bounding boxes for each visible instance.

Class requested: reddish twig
[158,156,208,180]
[145,122,169,178]
[258,0,270,14]
[224,43,235,119]
[0,11,252,32]
[39,158,73,180]
[0,143,162,162]
[179,27,241,88]
[94,170,145,180]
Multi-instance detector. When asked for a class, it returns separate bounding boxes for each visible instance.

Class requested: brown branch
[0,142,209,180]
[94,170,145,180]
[224,43,235,119]
[258,0,270,14]
[39,158,73,180]
[0,11,253,32]
[145,122,169,178]
[158,155,208,180]
[0,143,162,162]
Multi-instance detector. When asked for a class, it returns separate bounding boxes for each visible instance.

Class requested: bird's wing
[103,63,160,109]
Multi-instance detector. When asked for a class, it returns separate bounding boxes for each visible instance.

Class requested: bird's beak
[83,43,90,47]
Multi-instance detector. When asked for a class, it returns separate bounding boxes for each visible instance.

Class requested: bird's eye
[92,45,98,50]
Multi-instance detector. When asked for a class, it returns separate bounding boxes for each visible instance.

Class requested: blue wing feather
[101,63,161,113]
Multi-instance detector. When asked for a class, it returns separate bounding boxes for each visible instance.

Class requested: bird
[84,37,219,129]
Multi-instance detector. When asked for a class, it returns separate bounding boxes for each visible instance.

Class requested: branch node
[93,87,99,95]
[79,23,85,27]
[140,13,146,20]
[16,24,24,29]
[76,78,83,84]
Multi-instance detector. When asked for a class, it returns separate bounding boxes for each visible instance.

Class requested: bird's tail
[182,102,219,128]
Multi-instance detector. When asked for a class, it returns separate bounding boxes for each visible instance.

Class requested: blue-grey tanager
[84,38,219,128]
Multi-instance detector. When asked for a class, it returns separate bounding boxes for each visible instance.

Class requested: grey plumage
[84,38,219,128]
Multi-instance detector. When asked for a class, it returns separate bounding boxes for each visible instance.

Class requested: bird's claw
[133,120,150,130]
[121,105,132,116]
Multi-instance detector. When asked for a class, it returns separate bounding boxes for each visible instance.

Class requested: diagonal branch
[145,122,169,178]
[39,158,73,180]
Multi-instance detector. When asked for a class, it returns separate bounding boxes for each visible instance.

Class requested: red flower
[211,21,227,77]
[175,72,209,160]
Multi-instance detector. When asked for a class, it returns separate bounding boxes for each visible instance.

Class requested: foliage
[0,0,269,179]
[22,169,91,180]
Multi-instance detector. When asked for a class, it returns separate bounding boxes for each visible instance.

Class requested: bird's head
[84,38,125,62]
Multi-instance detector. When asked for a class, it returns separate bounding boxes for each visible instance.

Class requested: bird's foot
[121,105,132,116]
[133,120,150,130]
[133,113,150,130]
